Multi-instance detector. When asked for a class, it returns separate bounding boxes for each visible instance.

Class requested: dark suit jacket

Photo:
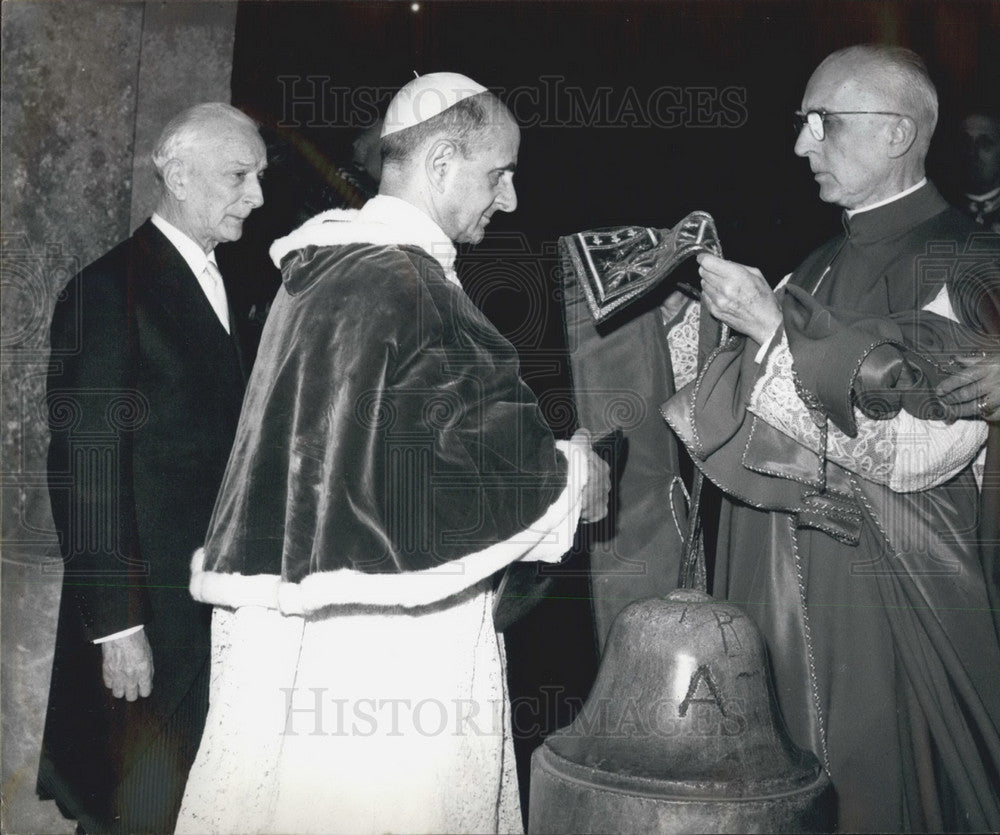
[37,220,246,831]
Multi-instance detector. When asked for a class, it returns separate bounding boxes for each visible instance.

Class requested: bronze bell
[528,589,833,833]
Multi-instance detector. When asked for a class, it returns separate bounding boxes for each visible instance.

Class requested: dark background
[223,0,1000,817]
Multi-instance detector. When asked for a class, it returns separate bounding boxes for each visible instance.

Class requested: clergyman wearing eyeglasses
[660,44,1000,831]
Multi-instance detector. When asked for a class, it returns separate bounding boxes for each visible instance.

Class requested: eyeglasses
[793,109,908,141]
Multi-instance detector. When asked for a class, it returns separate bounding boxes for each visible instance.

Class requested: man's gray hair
[825,44,938,157]
[381,91,507,165]
[152,102,259,178]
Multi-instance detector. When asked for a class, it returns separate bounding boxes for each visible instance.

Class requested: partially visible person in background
[956,106,1000,232]
[218,115,385,361]
[283,115,384,218]
[345,116,383,203]
[937,103,1000,642]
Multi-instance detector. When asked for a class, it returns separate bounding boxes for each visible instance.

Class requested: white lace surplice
[177,584,522,835]
[178,439,590,835]
[664,291,987,492]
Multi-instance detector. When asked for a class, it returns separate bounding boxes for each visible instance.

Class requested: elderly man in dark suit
[37,102,266,833]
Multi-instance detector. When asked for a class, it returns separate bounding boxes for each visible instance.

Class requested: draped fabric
[662,184,1000,831]
[856,235,1000,652]
[196,239,567,590]
[942,249,1000,628]
[178,590,523,835]
[178,205,582,834]
[559,254,692,650]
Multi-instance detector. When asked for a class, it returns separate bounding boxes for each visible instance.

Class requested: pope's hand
[697,253,782,345]
[102,629,154,701]
[571,428,612,523]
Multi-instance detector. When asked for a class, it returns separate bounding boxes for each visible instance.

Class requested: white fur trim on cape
[269,197,459,284]
[190,440,590,614]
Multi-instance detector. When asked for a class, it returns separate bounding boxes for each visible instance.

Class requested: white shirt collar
[845,178,928,218]
[151,213,219,276]
[151,213,230,332]
[965,185,1000,203]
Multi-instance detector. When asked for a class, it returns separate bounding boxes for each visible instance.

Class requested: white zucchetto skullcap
[381,72,488,138]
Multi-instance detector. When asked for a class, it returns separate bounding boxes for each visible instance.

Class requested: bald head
[795,45,936,209]
[818,45,938,159]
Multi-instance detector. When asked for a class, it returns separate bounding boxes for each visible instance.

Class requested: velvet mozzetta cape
[663,184,1000,832]
[179,200,586,835]
[190,198,578,614]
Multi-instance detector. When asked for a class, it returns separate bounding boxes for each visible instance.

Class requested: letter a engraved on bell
[677,665,726,718]
[528,589,833,834]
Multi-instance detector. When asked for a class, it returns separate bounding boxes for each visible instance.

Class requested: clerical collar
[841,180,948,245]
[845,178,927,218]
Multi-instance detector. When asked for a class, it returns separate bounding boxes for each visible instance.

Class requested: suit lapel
[223,295,249,385]
[132,221,246,396]
[136,223,223,337]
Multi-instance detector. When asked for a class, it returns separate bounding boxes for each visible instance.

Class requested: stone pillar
[0,3,236,830]
[130,1,238,230]
[2,0,145,565]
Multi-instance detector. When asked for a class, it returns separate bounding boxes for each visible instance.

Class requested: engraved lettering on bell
[713,608,743,657]
[678,664,727,718]
[529,588,833,833]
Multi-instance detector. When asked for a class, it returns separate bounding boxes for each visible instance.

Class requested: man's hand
[697,253,782,345]
[102,629,154,701]
[936,354,1000,420]
[570,428,612,523]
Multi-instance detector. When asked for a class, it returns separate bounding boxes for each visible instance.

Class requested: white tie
[202,260,231,334]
